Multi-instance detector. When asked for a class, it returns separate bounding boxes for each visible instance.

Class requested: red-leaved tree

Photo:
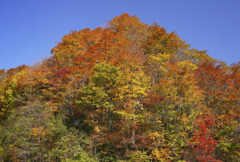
[186,114,222,162]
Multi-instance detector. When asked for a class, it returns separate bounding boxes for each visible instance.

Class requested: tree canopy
[0,13,239,161]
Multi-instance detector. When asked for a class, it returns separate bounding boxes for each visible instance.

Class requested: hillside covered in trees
[0,13,239,161]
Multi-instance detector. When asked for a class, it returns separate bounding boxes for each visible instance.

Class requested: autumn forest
[0,13,239,161]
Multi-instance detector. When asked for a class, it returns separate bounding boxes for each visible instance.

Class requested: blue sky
[1,0,240,70]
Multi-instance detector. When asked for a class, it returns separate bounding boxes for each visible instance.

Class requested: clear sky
[1,0,240,70]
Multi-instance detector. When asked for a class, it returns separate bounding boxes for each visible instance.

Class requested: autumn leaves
[0,13,239,161]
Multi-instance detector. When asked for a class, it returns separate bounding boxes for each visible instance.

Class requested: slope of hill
[0,13,239,161]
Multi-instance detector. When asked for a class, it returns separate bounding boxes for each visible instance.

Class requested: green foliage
[216,142,240,161]
[51,128,94,161]
[128,151,150,162]
[1,101,54,161]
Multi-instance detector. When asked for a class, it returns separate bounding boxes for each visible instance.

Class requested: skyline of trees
[0,13,239,161]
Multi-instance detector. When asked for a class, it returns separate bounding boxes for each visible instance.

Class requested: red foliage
[56,67,70,78]
[187,115,222,162]
[142,92,166,105]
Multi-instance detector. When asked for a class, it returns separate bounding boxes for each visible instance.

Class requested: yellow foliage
[176,60,197,71]
[149,53,171,64]
[151,148,172,162]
